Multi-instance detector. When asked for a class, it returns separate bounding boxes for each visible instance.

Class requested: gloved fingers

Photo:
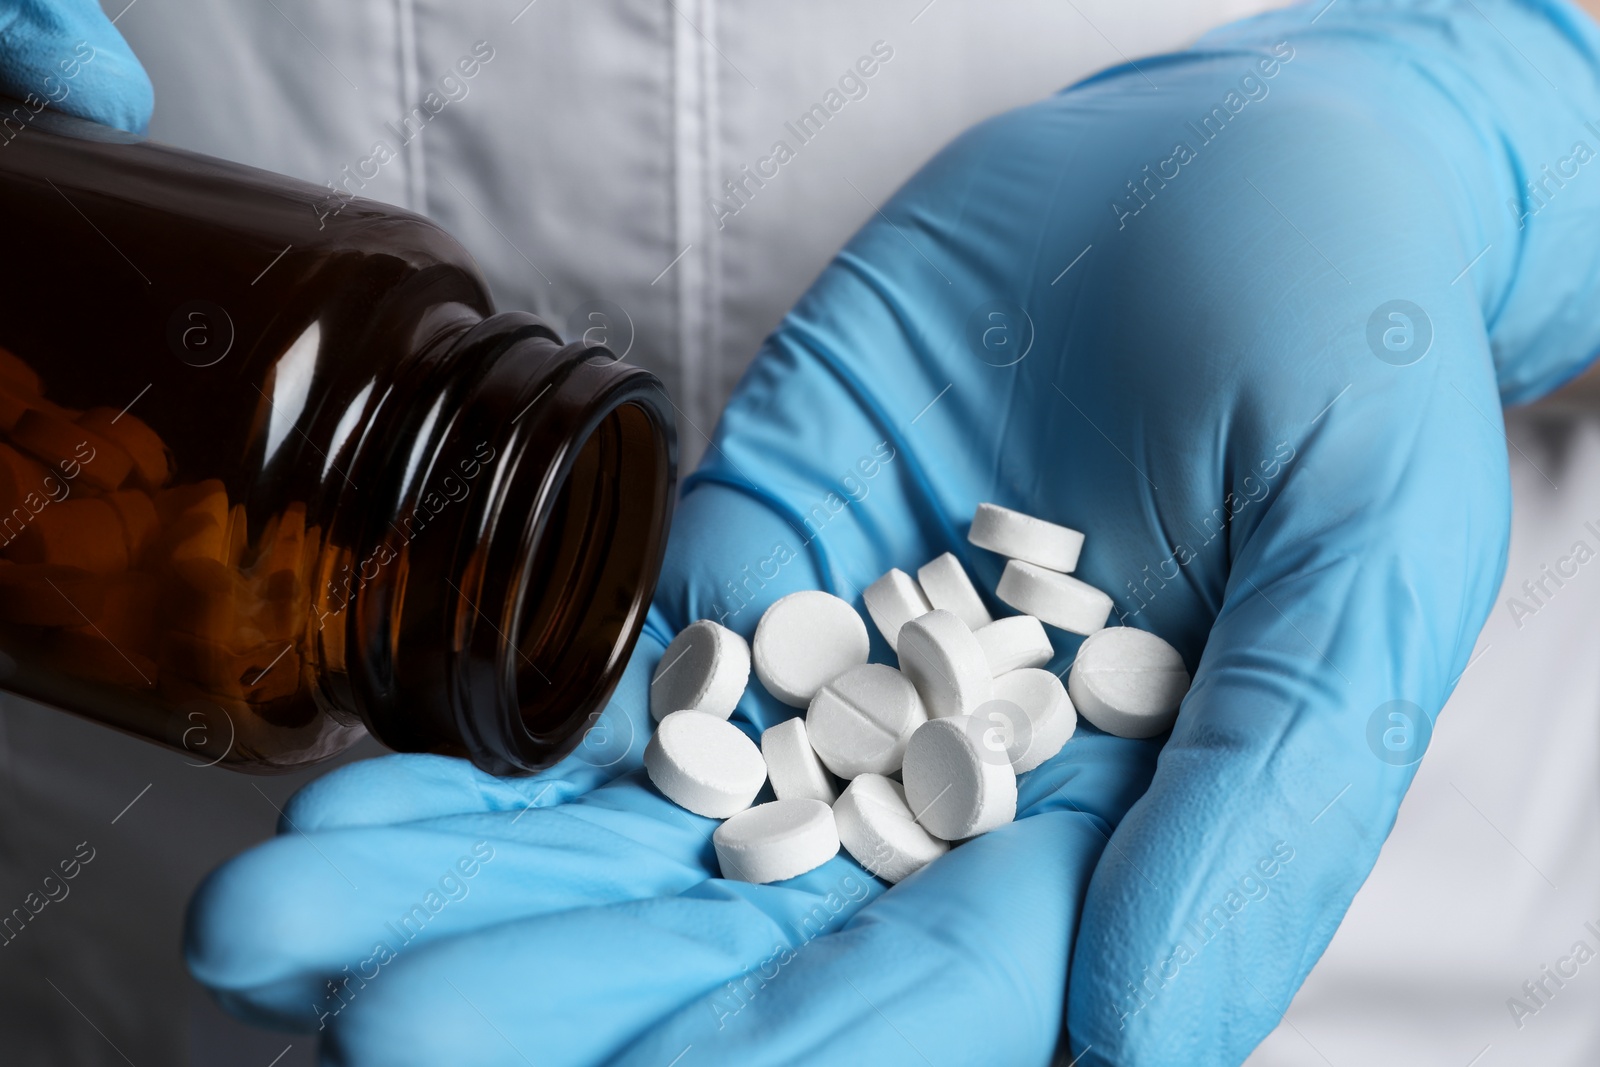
[612,806,1119,1067]
[282,629,672,832]
[187,770,727,1026]
[941,52,1534,1062]
[1065,350,1511,1061]
[312,862,882,1066]
[202,727,1152,1055]
[599,730,1155,1066]
[0,0,153,133]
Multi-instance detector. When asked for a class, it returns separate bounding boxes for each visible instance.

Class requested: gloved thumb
[0,0,153,134]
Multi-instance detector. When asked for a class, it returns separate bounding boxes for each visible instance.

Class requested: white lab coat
[0,1,1593,1062]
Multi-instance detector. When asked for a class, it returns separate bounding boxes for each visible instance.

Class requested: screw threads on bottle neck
[331,311,677,774]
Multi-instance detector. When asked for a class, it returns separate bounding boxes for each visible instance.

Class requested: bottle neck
[327,310,677,774]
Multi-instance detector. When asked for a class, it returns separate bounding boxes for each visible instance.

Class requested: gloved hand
[185,1,1600,1063]
[0,0,152,133]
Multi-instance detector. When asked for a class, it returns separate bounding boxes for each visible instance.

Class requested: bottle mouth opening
[510,399,670,755]
[344,315,675,775]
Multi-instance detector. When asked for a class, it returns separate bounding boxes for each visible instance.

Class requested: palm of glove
[189,28,1535,1067]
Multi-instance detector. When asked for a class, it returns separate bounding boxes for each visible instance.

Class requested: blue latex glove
[0,0,152,133]
[186,1,1600,1063]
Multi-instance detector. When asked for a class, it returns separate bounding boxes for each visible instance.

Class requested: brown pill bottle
[0,102,676,775]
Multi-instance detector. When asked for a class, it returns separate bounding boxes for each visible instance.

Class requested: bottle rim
[342,312,676,774]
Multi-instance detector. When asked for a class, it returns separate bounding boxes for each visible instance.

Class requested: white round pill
[761,717,837,804]
[973,615,1054,675]
[969,502,1084,573]
[896,609,992,720]
[644,711,767,818]
[995,560,1113,635]
[806,663,927,779]
[989,667,1076,773]
[862,568,932,651]
[833,774,948,884]
[650,619,751,722]
[1068,627,1191,739]
[753,591,871,707]
[902,715,1017,841]
[713,799,840,884]
[917,553,992,631]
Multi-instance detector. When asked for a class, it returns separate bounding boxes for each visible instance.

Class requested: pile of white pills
[640,502,1193,887]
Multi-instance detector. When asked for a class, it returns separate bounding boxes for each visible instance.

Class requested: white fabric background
[0,1,1591,1063]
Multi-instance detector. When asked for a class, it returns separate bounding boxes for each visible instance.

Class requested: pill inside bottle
[0,100,676,773]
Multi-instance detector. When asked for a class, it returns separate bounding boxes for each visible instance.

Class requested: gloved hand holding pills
[187,3,1597,1063]
[643,501,1189,886]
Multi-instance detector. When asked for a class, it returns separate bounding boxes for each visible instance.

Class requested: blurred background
[2,1,1596,1063]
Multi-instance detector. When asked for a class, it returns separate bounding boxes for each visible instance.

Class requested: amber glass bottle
[0,102,676,774]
